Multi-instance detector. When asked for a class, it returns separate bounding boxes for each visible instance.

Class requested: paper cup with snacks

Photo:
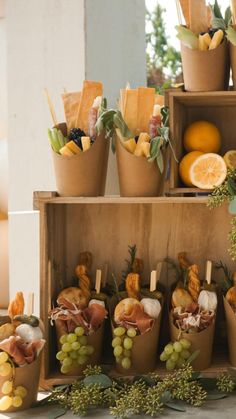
[49,252,107,376]
[168,260,217,371]
[45,81,109,197]
[0,292,45,412]
[226,24,236,90]
[110,264,162,375]
[220,268,236,366]
[112,87,168,197]
[176,0,229,91]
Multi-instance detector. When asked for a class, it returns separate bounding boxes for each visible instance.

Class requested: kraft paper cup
[230,42,236,91]
[0,354,42,412]
[55,320,104,376]
[110,295,162,374]
[116,137,166,197]
[181,38,229,92]
[52,123,109,197]
[169,312,215,371]
[223,296,236,367]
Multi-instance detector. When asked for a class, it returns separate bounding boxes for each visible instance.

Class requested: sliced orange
[223,150,236,170]
[189,153,227,189]
[179,151,204,187]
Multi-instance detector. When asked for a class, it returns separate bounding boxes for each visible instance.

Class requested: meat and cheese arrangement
[49,252,107,375]
[110,251,162,374]
[47,81,104,156]
[0,292,45,412]
[169,254,217,370]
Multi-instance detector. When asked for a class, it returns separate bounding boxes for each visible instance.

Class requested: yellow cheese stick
[199,34,208,51]
[134,133,151,157]
[202,32,211,47]
[209,29,224,50]
[59,146,74,156]
[140,142,151,158]
[66,140,81,154]
[116,128,136,153]
[81,136,91,151]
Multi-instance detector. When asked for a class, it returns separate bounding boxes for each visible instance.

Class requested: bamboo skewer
[95,269,102,294]
[205,260,212,285]
[27,292,34,316]
[175,0,182,25]
[44,88,58,127]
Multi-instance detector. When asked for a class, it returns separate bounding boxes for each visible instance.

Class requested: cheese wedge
[59,146,74,156]
[122,138,137,154]
[202,32,211,47]
[140,142,151,158]
[123,89,138,135]
[81,136,91,151]
[66,140,81,154]
[75,80,103,133]
[199,34,208,51]
[209,29,224,50]
[137,87,155,134]
[62,92,81,131]
[134,133,151,156]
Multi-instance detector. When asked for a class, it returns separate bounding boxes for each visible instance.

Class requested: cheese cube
[66,140,81,154]
[81,136,91,151]
[59,146,74,156]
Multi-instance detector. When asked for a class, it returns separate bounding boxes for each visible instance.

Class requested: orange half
[189,153,227,190]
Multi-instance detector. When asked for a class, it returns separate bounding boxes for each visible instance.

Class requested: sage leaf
[226,26,236,46]
[227,178,236,196]
[229,197,236,214]
[165,401,186,412]
[47,408,67,419]
[175,25,198,50]
[211,17,226,30]
[156,151,164,173]
[160,390,172,403]
[225,6,232,26]
[206,391,227,400]
[213,0,223,19]
[186,349,200,365]
[83,374,112,389]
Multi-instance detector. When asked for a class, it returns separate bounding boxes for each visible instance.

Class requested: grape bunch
[112,326,137,370]
[0,351,27,411]
[160,338,192,371]
[56,326,94,374]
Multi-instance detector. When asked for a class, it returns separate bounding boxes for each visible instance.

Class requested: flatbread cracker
[62,92,81,131]
[189,0,208,34]
[137,87,155,134]
[123,89,138,135]
[75,81,103,133]
[179,0,190,27]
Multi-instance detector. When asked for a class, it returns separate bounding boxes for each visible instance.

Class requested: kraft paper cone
[116,137,165,197]
[181,38,229,91]
[0,353,42,412]
[52,123,109,197]
[110,296,162,374]
[169,312,215,370]
[56,320,104,376]
[223,297,236,366]
[230,42,236,90]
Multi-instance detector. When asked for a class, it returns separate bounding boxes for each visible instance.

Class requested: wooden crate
[168,91,236,194]
[34,191,234,388]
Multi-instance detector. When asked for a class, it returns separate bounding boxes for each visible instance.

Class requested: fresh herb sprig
[210,0,232,30]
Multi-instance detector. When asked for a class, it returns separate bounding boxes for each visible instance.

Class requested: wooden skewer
[175,0,182,25]
[27,292,34,316]
[95,269,102,294]
[44,88,58,127]
[205,260,212,285]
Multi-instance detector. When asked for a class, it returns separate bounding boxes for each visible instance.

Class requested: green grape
[56,351,67,361]
[0,363,12,377]
[170,351,179,362]
[179,338,191,349]
[77,355,88,365]
[71,341,80,351]
[123,349,131,358]
[113,346,123,357]
[115,356,122,364]
[1,380,13,395]
[160,351,169,361]
[112,337,122,347]
[0,352,8,365]
[78,346,88,356]
[12,396,23,408]
[79,336,88,346]
[173,341,183,353]
[121,357,131,369]
[123,337,133,350]
[75,326,85,336]
[14,386,27,398]
[61,343,71,353]
[181,349,191,360]
[127,328,137,338]
[59,334,68,345]
[66,333,77,343]
[176,357,185,368]
[166,359,175,371]
[0,395,13,411]
[86,345,94,355]
[61,365,70,374]
[114,327,126,337]
[164,343,174,355]
[62,357,72,367]
[69,350,78,360]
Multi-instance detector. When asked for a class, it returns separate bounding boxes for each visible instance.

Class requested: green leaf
[227,178,236,196]
[213,0,223,19]
[226,26,236,46]
[165,401,186,412]
[229,197,236,214]
[160,390,172,403]
[47,408,67,419]
[156,151,164,173]
[175,25,198,50]
[186,349,200,365]
[225,6,232,26]
[83,374,112,389]
[206,391,228,400]
[211,17,226,30]
[198,378,217,391]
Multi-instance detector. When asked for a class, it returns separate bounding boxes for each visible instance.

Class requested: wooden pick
[27,292,34,316]
[95,269,102,294]
[44,88,58,127]
[150,270,157,292]
[205,260,212,285]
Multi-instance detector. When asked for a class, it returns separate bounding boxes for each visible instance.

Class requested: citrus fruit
[223,150,236,169]
[179,151,204,186]
[184,121,221,153]
[189,153,227,189]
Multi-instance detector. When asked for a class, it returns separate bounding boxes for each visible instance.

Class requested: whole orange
[183,121,221,153]
[179,151,204,186]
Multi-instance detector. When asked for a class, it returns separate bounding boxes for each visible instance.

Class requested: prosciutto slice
[172,304,215,333]
[0,336,45,366]
[116,303,154,335]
